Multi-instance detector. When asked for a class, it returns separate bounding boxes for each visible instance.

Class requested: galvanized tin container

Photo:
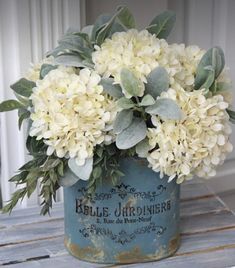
[63,157,180,264]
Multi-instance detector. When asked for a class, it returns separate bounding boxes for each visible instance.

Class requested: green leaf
[116,117,147,149]
[96,16,116,45]
[195,47,225,90]
[139,94,155,106]
[68,157,93,181]
[82,25,94,39]
[113,109,133,134]
[54,54,93,68]
[120,68,144,98]
[10,78,36,98]
[18,109,30,130]
[40,64,57,79]
[116,6,135,29]
[145,67,169,98]
[26,172,39,198]
[135,138,150,158]
[146,10,176,39]
[117,97,135,109]
[100,78,124,98]
[200,66,215,89]
[227,109,235,124]
[146,98,182,120]
[91,14,112,41]
[0,100,24,112]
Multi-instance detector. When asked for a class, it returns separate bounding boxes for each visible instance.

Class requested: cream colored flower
[92,29,208,97]
[147,87,233,183]
[92,29,176,83]
[29,66,117,165]
[25,57,54,82]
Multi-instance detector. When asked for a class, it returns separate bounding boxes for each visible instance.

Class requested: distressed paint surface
[63,158,180,264]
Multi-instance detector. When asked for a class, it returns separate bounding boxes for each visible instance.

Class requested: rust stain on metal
[115,235,180,264]
[64,236,104,262]
[115,246,147,263]
[169,234,180,253]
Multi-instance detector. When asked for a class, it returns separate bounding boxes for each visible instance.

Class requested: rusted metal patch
[64,236,105,263]
[115,235,180,264]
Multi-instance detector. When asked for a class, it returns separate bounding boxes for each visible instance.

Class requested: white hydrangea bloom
[92,29,207,96]
[92,29,177,83]
[25,56,54,82]
[169,44,205,91]
[29,66,117,166]
[147,87,233,183]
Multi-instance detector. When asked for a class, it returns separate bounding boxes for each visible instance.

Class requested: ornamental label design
[79,223,166,245]
[78,183,166,203]
[76,183,171,245]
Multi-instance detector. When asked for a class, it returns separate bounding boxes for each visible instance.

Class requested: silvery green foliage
[139,94,155,106]
[145,98,182,120]
[195,47,225,90]
[145,67,170,98]
[113,110,133,134]
[59,169,80,187]
[146,10,176,39]
[68,158,93,182]
[117,97,135,109]
[135,138,151,158]
[116,117,147,149]
[100,78,124,98]
[120,68,145,98]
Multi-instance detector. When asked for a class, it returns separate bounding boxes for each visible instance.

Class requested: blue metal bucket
[64,157,180,264]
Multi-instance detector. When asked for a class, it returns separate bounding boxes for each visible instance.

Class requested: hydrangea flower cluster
[147,87,233,183]
[30,67,117,166]
[92,29,205,95]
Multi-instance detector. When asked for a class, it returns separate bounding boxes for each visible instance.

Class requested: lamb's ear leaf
[40,64,58,79]
[58,168,80,187]
[146,10,176,39]
[68,157,93,182]
[116,6,135,29]
[146,98,182,120]
[100,78,124,98]
[120,68,144,98]
[136,138,150,158]
[195,47,225,90]
[145,66,169,98]
[116,117,147,149]
[113,109,133,134]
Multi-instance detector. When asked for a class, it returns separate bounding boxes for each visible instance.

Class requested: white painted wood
[0,0,82,207]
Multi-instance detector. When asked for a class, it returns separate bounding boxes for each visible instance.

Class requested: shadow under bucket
[63,157,180,264]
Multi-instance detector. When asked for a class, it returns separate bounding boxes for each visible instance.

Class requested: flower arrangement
[0,6,235,215]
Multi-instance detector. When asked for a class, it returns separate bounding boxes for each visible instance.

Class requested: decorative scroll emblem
[78,183,166,203]
[79,223,166,245]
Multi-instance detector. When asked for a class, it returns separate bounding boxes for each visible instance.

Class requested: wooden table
[0,180,235,268]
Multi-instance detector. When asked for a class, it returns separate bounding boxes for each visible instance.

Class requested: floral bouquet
[0,6,234,217]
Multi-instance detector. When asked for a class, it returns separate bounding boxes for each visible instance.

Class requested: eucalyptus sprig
[2,137,68,215]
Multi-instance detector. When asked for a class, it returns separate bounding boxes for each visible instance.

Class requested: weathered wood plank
[0,203,64,228]
[1,254,105,268]
[180,182,214,201]
[125,246,235,268]
[180,196,228,217]
[0,237,65,265]
[181,210,235,234]
[0,219,64,246]
[2,246,235,268]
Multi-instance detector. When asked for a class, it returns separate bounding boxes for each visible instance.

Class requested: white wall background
[0,0,234,208]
